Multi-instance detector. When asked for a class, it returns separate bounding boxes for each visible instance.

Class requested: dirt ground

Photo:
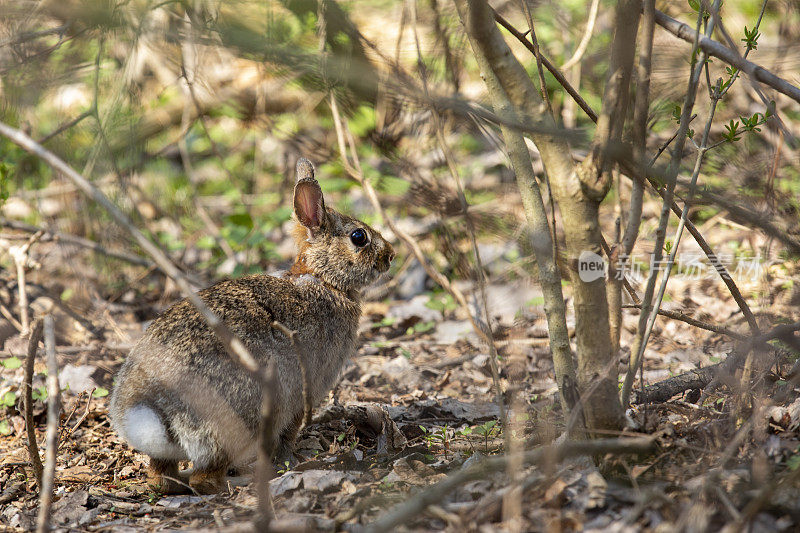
[2,224,800,531]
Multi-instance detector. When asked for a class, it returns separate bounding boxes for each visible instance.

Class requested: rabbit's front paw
[189,467,226,495]
[146,458,185,495]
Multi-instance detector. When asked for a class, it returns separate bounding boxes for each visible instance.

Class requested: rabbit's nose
[377,244,395,272]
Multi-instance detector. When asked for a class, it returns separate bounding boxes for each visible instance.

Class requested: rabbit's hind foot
[146,458,185,494]
[189,467,226,494]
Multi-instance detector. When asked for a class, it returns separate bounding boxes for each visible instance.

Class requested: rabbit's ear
[294,159,325,230]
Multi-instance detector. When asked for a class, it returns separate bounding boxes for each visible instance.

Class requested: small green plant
[741,25,760,51]
[32,386,47,402]
[1,391,16,407]
[0,162,10,209]
[426,292,457,313]
[788,451,800,471]
[419,424,452,459]
[276,460,291,475]
[406,321,435,336]
[1,357,22,370]
[473,420,500,453]
[375,316,397,327]
[722,107,772,143]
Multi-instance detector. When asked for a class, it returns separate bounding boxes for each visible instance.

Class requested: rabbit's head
[290,158,395,292]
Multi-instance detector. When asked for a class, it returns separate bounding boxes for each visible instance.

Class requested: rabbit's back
[110,272,360,464]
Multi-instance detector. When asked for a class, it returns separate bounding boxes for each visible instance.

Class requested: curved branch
[561,0,601,71]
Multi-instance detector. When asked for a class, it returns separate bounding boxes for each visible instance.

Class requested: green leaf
[348,105,377,137]
[407,321,435,336]
[672,104,682,123]
[0,162,11,208]
[1,391,16,407]
[32,386,47,402]
[225,211,254,230]
[0,419,10,435]
[92,387,109,398]
[60,288,75,302]
[380,316,397,327]
[1,357,23,370]
[196,235,217,250]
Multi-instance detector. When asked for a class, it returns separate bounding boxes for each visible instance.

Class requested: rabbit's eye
[350,228,368,247]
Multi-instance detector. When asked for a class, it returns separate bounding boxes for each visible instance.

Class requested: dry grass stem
[35,315,59,533]
[23,319,44,485]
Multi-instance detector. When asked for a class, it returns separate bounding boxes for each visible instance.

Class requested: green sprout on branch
[742,25,761,51]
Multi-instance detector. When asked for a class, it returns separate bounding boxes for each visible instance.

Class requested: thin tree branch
[653,7,800,104]
[492,10,598,123]
[631,321,800,404]
[561,0,600,70]
[35,316,59,533]
[0,218,153,267]
[24,320,44,485]
[622,304,746,340]
[0,120,261,377]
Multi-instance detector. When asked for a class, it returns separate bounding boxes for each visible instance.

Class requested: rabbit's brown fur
[110,158,394,494]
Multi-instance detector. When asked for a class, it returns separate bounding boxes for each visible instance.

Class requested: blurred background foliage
[0,0,798,302]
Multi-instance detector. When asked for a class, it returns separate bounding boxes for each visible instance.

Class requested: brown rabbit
[109,158,394,494]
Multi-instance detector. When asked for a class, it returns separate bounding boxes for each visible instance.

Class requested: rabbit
[109,158,395,494]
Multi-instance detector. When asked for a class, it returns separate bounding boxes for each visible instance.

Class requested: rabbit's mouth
[370,268,391,285]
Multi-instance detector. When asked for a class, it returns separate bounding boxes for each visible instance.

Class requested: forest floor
[1,210,799,531]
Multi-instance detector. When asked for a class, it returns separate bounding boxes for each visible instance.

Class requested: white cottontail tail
[109,158,394,494]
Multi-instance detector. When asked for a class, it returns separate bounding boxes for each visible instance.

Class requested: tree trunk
[455,0,623,432]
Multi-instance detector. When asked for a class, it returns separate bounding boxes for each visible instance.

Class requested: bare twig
[653,7,800,104]
[58,388,94,449]
[37,110,92,145]
[492,10,598,123]
[270,320,312,426]
[36,316,59,533]
[9,230,43,334]
[24,319,44,485]
[254,360,277,531]
[516,1,554,118]
[632,321,800,404]
[0,301,23,332]
[0,218,152,267]
[561,0,601,70]
[622,304,746,340]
